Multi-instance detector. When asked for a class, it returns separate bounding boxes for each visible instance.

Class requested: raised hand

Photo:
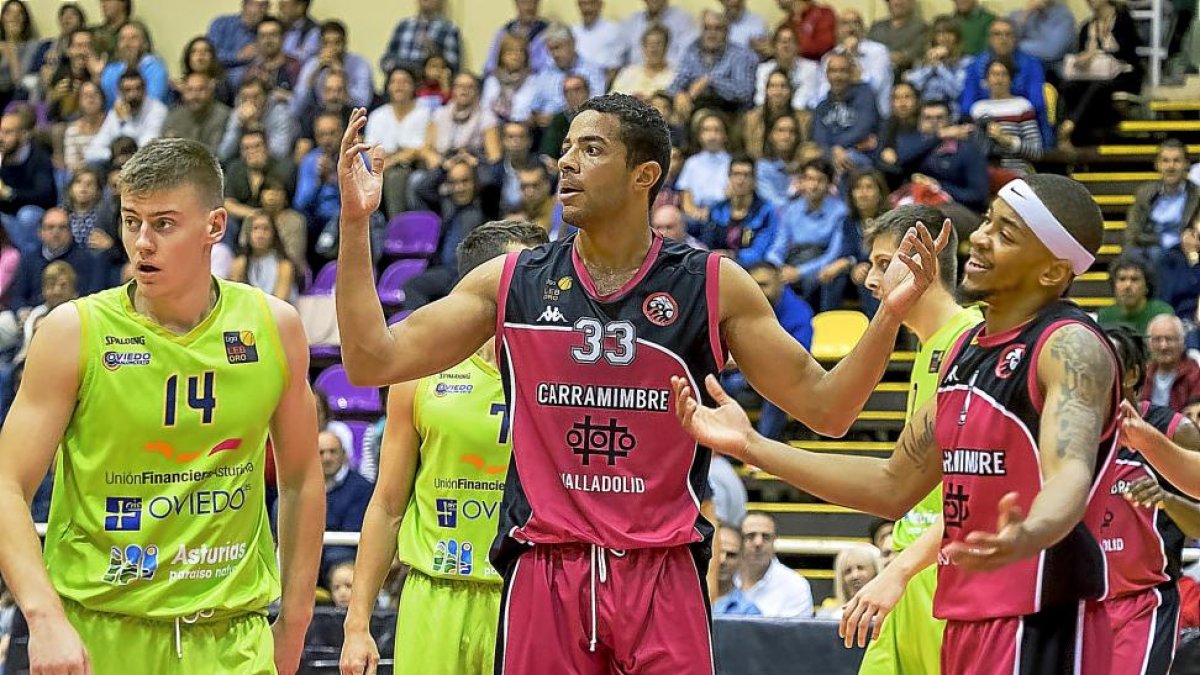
[942,492,1033,571]
[337,108,384,224]
[1124,475,1167,509]
[880,219,951,319]
[1119,399,1157,453]
[671,375,757,462]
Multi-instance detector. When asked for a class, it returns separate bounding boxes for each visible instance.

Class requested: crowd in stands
[1,0,1199,625]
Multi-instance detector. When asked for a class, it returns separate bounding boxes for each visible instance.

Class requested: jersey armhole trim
[255,289,291,391]
[1167,412,1184,440]
[705,253,726,367]
[495,251,520,365]
[73,298,93,403]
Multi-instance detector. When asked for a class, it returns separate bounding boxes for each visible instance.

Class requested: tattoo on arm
[1045,325,1114,464]
[896,407,937,472]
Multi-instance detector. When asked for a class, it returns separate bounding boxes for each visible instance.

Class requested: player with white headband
[675,174,1123,675]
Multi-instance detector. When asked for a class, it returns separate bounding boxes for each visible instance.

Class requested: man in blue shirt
[1126,139,1200,263]
[522,25,608,127]
[895,100,990,213]
[811,53,879,174]
[960,18,1052,144]
[668,9,759,116]
[767,158,850,311]
[704,156,777,266]
[207,0,267,71]
[295,112,344,247]
[714,526,763,616]
[1009,0,1076,77]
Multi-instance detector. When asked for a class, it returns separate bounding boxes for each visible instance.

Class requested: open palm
[338,107,384,222]
[672,375,756,461]
[880,219,952,318]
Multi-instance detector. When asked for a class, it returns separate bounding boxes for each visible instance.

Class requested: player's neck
[131,279,218,335]
[906,286,963,344]
[982,293,1053,336]
[573,222,654,290]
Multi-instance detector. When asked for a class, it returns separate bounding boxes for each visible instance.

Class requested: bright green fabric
[398,354,509,583]
[45,280,284,619]
[63,597,274,674]
[858,564,945,674]
[393,569,502,675]
[891,307,983,551]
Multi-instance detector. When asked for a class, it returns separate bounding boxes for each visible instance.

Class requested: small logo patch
[995,344,1026,380]
[224,331,258,364]
[538,306,567,323]
[103,351,151,370]
[642,292,679,327]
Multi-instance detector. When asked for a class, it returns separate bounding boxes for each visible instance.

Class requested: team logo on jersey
[543,276,573,302]
[538,306,567,323]
[942,483,970,531]
[459,454,508,475]
[566,415,636,466]
[224,331,259,364]
[434,382,473,396]
[105,497,143,531]
[103,543,158,585]
[103,351,151,370]
[104,335,146,346]
[929,350,944,374]
[642,292,679,327]
[142,438,243,465]
[994,344,1026,379]
[432,539,473,575]
[435,498,499,528]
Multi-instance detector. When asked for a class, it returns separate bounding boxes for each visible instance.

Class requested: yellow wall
[28,0,1093,80]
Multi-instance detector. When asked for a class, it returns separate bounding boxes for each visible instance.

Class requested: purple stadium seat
[377,259,429,306]
[309,344,341,359]
[306,261,337,295]
[383,211,441,257]
[387,310,413,325]
[314,364,382,415]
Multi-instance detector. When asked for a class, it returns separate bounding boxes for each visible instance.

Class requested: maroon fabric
[1140,358,1200,413]
[496,544,713,675]
[1106,587,1181,675]
[786,3,836,60]
[941,602,1112,675]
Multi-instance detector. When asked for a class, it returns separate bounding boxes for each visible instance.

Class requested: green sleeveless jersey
[890,306,984,551]
[397,354,509,584]
[44,279,286,619]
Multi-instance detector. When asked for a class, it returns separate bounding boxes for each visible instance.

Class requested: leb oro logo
[224,331,259,364]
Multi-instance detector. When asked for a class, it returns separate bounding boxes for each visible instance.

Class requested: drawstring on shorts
[588,545,626,652]
[173,608,215,658]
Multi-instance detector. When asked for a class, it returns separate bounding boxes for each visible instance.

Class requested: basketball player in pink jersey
[333,94,947,675]
[677,174,1121,675]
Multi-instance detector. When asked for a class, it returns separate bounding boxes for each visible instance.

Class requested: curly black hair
[578,93,672,208]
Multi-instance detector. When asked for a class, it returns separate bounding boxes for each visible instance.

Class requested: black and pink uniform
[934,301,1121,675]
[491,234,722,675]
[1086,402,1186,675]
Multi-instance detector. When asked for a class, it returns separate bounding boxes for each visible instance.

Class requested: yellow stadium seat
[811,310,869,361]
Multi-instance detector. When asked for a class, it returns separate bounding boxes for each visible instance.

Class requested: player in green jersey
[339,221,549,675]
[0,139,325,675]
[841,205,983,675]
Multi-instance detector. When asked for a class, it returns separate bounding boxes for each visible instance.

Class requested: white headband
[998,179,1095,275]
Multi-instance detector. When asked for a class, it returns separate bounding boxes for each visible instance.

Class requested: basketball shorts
[495,543,714,675]
[62,598,274,674]
[1107,584,1181,675]
[858,563,945,675]
[394,568,502,675]
[941,601,1112,675]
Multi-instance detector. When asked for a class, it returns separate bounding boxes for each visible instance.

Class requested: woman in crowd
[0,227,18,309]
[415,53,452,112]
[905,16,972,112]
[757,114,803,207]
[67,168,123,289]
[741,69,808,161]
[678,112,733,225]
[755,24,820,111]
[480,34,536,123]
[256,177,308,275]
[845,170,892,314]
[174,35,232,106]
[230,211,298,303]
[32,2,85,99]
[366,67,431,218]
[967,58,1042,175]
[876,82,920,185]
[59,79,105,176]
[418,71,502,198]
[818,546,883,619]
[43,6,97,123]
[0,0,37,110]
[610,25,676,100]
[1058,0,1143,147]
[98,20,168,105]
